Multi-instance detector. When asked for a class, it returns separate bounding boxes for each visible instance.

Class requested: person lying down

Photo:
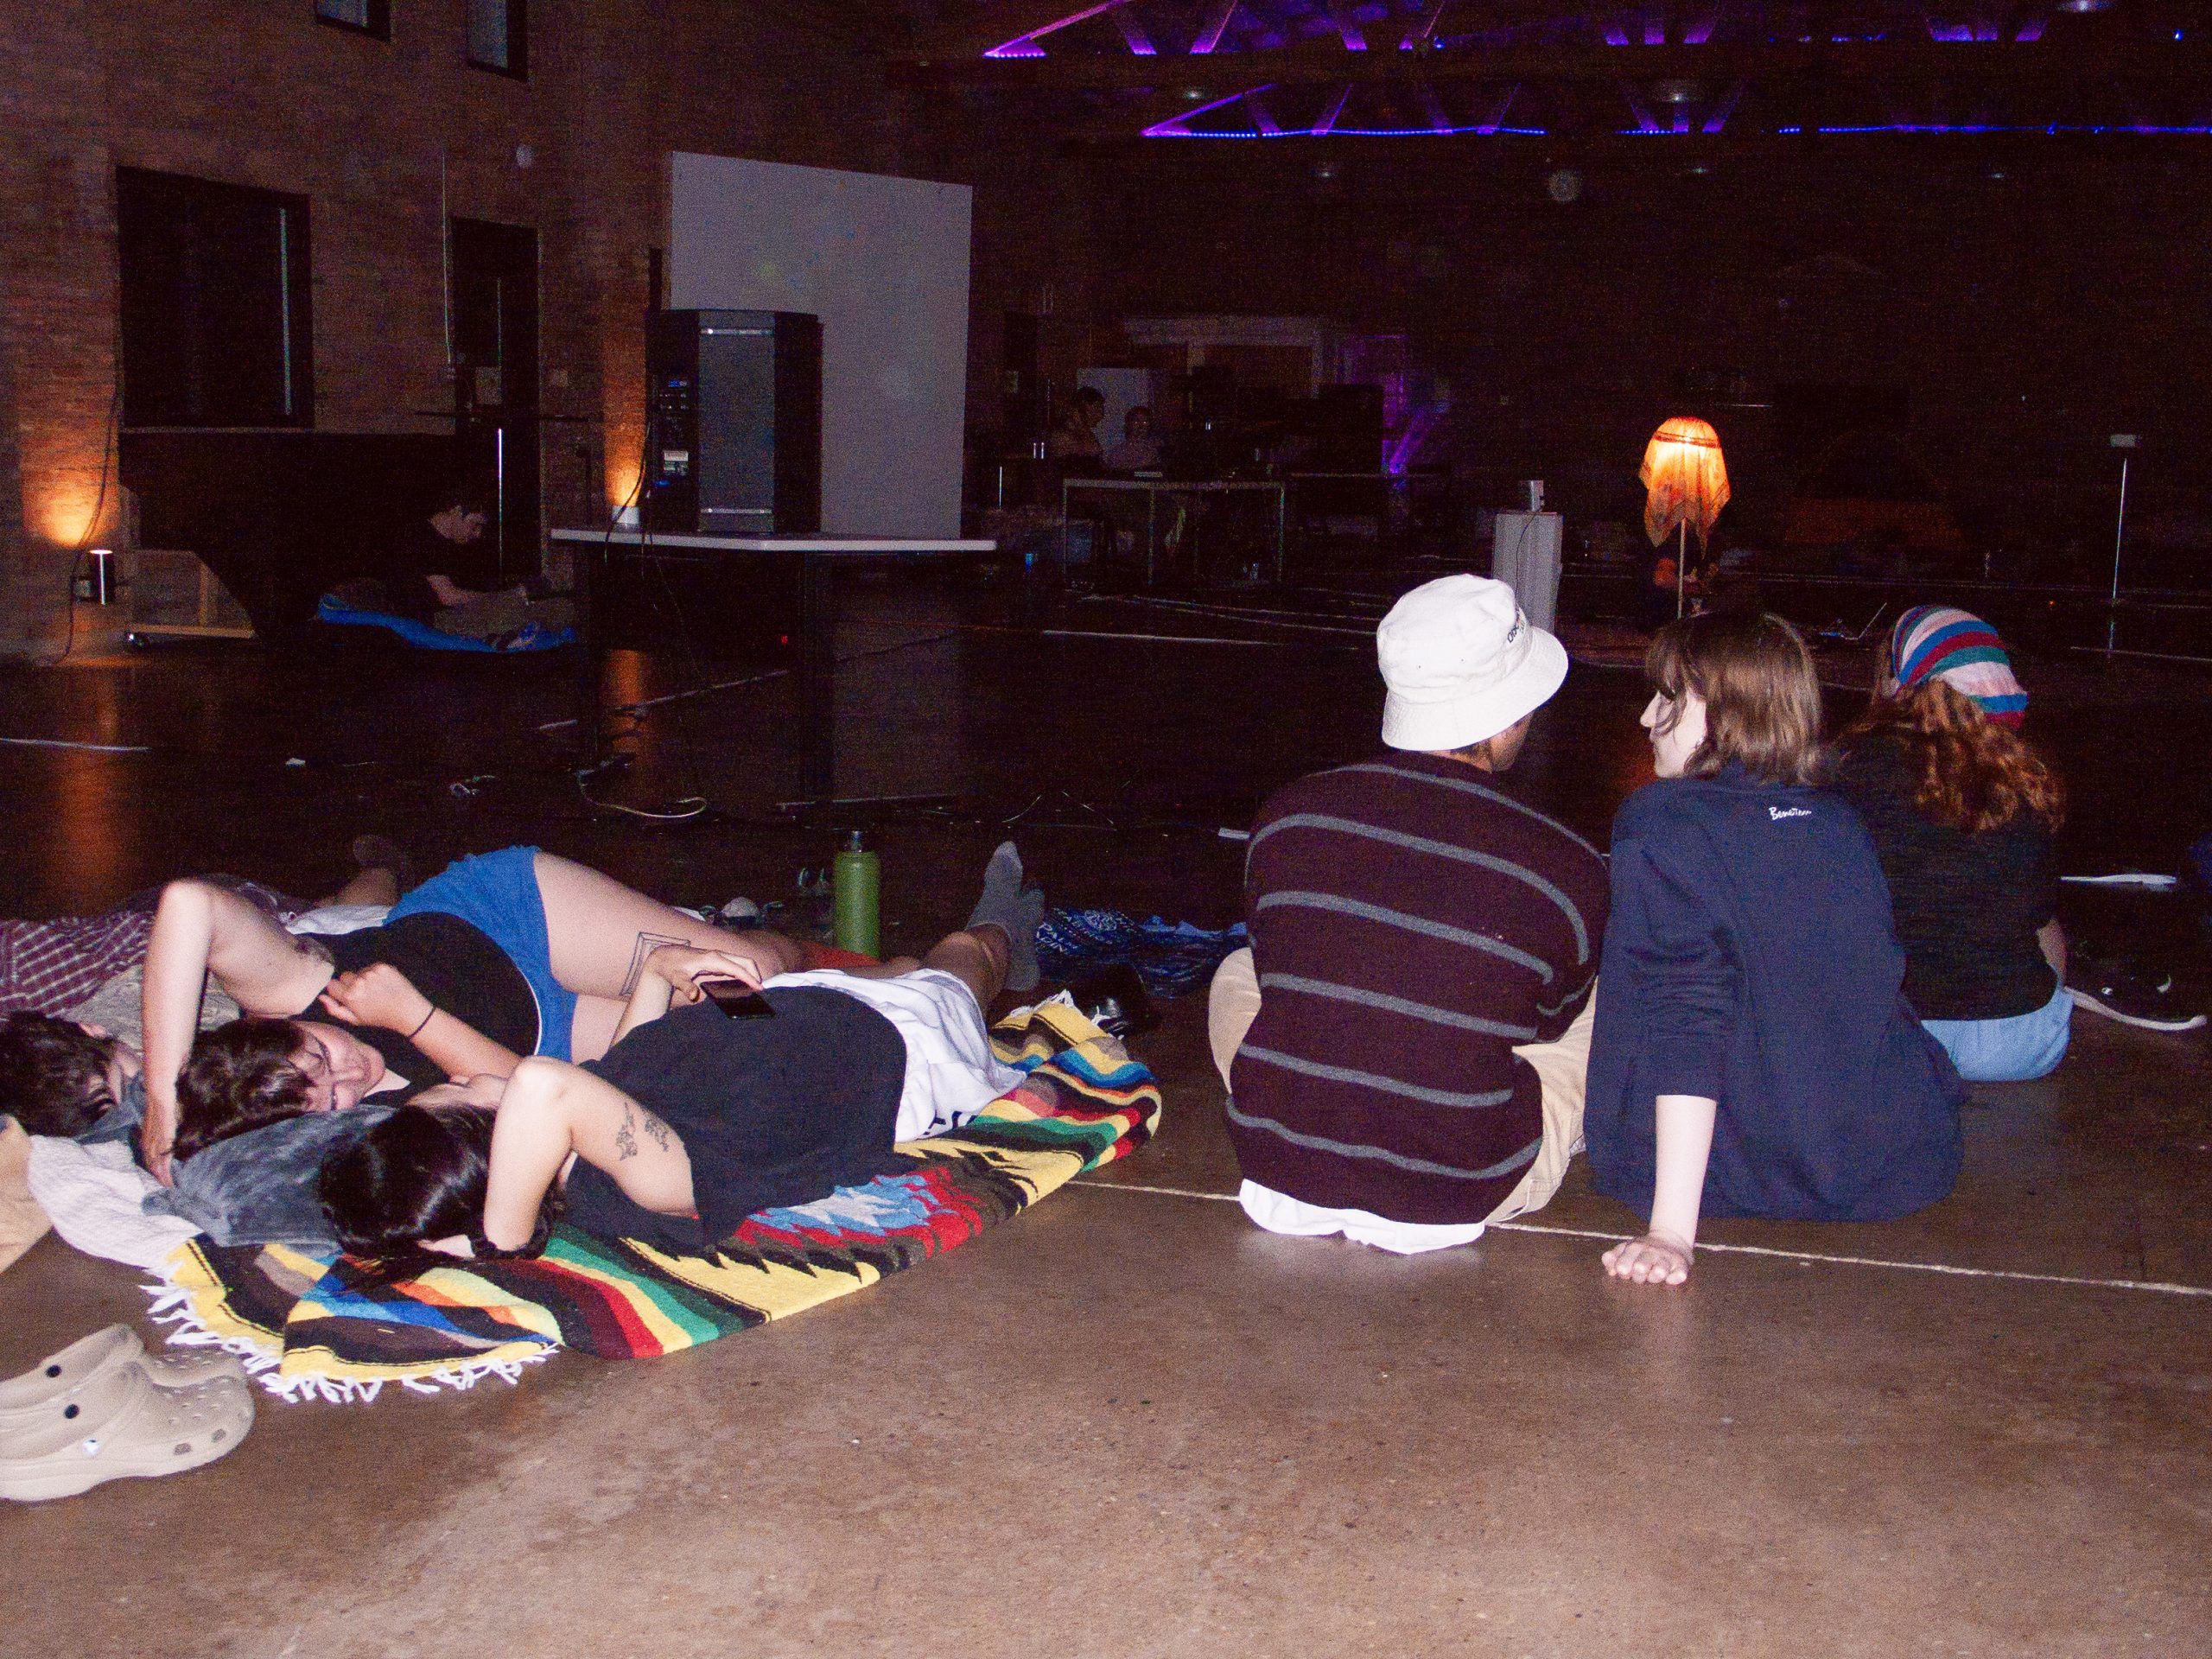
[320,848,1046,1261]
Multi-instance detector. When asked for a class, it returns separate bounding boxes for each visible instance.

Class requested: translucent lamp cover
[1640,416,1730,549]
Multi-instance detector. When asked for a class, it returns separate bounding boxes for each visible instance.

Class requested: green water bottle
[832,830,880,958]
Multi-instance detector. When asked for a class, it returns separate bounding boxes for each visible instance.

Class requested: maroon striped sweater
[1229,752,1610,1224]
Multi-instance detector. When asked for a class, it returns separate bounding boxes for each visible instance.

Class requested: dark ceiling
[887,2,2209,139]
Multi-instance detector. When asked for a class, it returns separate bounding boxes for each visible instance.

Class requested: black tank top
[310,913,540,1096]
[561,989,906,1252]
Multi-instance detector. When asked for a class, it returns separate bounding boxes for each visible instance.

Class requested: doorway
[448,216,540,580]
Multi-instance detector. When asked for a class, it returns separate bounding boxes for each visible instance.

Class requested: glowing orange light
[1640,416,1730,550]
[32,481,111,547]
[606,458,643,512]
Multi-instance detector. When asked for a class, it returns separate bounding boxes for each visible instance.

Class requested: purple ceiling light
[1190,0,1242,54]
[1142,84,1274,135]
[1112,7,1159,54]
[1472,84,1522,134]
[1415,80,1453,131]
[1701,78,1746,133]
[982,0,1136,59]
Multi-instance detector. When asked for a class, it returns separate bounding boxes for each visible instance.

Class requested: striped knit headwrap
[1888,605,2026,728]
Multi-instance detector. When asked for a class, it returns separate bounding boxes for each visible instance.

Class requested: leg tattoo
[620,931,693,996]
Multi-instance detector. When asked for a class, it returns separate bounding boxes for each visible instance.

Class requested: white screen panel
[669,154,973,537]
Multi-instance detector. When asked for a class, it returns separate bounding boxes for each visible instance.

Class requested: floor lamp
[1640,417,1730,620]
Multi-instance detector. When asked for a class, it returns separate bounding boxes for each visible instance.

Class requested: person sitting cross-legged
[1208,574,1611,1253]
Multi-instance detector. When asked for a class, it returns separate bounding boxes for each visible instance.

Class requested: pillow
[145,1105,397,1249]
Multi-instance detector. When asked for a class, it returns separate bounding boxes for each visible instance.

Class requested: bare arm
[140,880,334,1183]
[315,963,523,1080]
[2037,919,2068,982]
[1603,1093,1717,1287]
[480,1058,692,1251]
[607,944,764,1047]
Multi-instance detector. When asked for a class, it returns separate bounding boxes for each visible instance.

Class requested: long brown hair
[1844,677,2064,834]
[1647,610,1825,786]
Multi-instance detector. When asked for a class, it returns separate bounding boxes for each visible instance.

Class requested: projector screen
[668,154,974,538]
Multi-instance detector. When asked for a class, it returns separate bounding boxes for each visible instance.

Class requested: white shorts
[766,968,1025,1142]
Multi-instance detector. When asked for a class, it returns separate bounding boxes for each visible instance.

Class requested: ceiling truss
[895,2,2211,137]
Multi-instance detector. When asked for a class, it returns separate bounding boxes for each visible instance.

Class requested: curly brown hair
[1843,678,2064,835]
[173,1018,317,1164]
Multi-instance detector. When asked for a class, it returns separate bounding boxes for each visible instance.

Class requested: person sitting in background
[334,483,573,641]
[1047,388,1106,468]
[1585,611,1964,1288]
[1832,607,2076,1080]
[1209,575,1610,1254]
[1103,405,1161,473]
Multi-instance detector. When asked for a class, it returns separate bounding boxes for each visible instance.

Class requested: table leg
[797,552,836,802]
[1274,485,1287,584]
[576,537,604,763]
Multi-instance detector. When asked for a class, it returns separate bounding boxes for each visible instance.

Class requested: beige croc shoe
[0,1325,244,1421]
[0,1363,253,1502]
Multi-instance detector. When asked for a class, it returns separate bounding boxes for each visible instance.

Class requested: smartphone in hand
[700,979,775,1020]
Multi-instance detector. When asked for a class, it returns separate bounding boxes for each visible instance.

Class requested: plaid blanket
[148,1000,1159,1400]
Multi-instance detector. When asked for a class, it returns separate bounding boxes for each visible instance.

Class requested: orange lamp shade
[1640,416,1730,550]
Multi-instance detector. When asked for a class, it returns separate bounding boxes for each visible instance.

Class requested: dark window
[467,0,528,78]
[116,168,314,429]
[315,0,390,38]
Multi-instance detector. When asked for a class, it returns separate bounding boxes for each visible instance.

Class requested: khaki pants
[0,1121,52,1276]
[1205,947,1593,1224]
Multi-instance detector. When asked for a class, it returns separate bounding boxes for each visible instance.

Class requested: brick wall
[0,0,1092,653]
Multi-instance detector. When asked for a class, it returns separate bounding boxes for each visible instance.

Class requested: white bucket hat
[1376,574,1569,752]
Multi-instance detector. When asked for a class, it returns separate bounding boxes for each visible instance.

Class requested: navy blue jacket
[1585,766,1965,1223]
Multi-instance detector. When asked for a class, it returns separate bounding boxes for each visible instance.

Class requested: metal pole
[1676,520,1687,620]
[2107,453,2130,652]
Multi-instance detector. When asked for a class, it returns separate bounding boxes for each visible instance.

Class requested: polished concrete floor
[2,576,2208,1657]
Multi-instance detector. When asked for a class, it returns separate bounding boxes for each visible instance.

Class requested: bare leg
[318,868,400,908]
[817,926,1009,1014]
[925,927,1010,1010]
[530,852,804,1001]
[568,993,625,1065]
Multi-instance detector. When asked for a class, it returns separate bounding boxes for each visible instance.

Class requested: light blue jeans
[1922,984,2072,1083]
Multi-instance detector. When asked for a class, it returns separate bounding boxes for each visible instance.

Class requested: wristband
[405,1007,435,1041]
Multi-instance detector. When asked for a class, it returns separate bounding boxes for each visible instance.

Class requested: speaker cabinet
[643,309,822,535]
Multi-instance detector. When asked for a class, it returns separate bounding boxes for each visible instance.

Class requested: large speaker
[642,309,822,534]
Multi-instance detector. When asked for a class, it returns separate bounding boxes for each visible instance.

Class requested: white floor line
[1069,1179,2212,1298]
[0,735,153,753]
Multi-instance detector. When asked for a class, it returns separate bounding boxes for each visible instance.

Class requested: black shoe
[2068,961,2208,1033]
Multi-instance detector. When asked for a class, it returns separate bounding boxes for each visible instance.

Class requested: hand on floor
[1602,1231,1694,1287]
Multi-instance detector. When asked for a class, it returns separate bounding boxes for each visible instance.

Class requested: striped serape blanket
[147,1000,1159,1401]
